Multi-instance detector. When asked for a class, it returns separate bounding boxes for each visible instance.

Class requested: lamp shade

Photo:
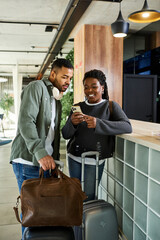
[128,0,160,23]
[111,10,129,38]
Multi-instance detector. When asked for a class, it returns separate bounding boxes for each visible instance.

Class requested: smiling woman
[62,69,132,201]
[83,78,104,104]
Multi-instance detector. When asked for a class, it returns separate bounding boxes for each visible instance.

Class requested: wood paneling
[74,24,123,106]
[150,32,160,49]
[74,26,85,103]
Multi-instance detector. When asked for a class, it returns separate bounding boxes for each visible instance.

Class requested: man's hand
[84,115,96,128]
[71,112,84,125]
[38,155,56,171]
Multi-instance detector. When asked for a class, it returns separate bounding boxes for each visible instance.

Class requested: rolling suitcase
[23,161,75,240]
[74,151,119,240]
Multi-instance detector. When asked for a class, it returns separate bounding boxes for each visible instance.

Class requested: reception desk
[99,120,160,240]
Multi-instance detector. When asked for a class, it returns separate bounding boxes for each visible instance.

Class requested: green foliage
[65,48,74,89]
[66,48,74,66]
[60,48,74,130]
[0,93,14,118]
[60,91,73,129]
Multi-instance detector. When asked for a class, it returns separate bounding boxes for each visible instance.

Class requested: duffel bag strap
[13,196,22,224]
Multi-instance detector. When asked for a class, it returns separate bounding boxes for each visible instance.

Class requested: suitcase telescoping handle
[81,151,99,199]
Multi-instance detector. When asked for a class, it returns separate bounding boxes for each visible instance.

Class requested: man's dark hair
[83,69,109,100]
[51,58,73,71]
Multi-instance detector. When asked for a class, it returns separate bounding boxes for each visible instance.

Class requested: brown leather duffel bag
[13,168,87,227]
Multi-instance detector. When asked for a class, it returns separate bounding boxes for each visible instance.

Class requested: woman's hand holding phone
[71,112,84,125]
[71,106,84,125]
[71,106,96,128]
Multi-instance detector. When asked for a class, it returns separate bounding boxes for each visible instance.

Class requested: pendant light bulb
[128,0,160,23]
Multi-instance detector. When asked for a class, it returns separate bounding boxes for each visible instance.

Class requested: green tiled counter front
[98,120,160,240]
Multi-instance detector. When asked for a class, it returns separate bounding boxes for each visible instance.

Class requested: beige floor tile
[0,166,15,178]
[0,203,20,225]
[0,187,19,204]
[0,142,12,151]
[0,177,17,188]
[60,149,66,154]
[0,153,11,164]
[64,166,69,176]
[0,224,21,240]
[0,145,12,166]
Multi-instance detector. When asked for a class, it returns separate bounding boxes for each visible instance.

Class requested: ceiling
[0,0,159,80]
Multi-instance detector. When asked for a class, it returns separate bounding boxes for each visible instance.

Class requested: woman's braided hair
[83,69,109,100]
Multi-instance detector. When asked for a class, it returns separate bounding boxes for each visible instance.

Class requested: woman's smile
[84,78,104,103]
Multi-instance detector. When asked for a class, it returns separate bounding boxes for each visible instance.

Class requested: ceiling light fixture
[111,1,129,38]
[128,0,160,23]
[0,77,8,83]
[45,26,54,32]
[68,38,74,42]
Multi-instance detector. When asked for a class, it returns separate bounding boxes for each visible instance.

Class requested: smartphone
[71,105,82,113]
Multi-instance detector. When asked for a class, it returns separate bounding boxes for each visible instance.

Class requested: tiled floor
[0,128,67,240]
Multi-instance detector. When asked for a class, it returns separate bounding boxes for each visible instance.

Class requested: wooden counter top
[119,119,160,151]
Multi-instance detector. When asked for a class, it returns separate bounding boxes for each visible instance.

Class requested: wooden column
[74,24,123,106]
[150,31,160,49]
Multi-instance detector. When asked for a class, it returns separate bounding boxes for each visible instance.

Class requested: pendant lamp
[128,0,160,23]
[111,2,129,38]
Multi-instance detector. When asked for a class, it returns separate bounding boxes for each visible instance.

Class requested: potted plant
[0,93,14,128]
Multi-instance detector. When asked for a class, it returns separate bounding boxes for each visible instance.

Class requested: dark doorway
[123,74,157,122]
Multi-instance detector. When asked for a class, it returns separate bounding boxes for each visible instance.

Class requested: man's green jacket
[10,78,61,166]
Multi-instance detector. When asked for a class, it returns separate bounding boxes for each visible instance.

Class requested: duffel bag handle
[39,160,64,178]
[13,196,22,224]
